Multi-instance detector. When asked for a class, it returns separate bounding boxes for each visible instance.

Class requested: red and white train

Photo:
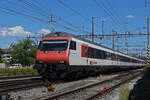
[34,32,146,80]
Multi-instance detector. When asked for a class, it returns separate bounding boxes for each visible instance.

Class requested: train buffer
[44,79,55,91]
[48,84,55,91]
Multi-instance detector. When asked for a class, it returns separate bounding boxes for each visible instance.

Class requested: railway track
[0,75,40,80]
[0,75,44,95]
[86,71,142,100]
[33,69,143,100]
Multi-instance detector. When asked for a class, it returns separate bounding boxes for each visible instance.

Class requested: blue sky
[0,0,149,55]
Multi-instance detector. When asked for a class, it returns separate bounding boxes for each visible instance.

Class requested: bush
[120,84,131,100]
[0,67,38,76]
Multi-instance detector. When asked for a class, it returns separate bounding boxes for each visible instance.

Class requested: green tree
[0,48,8,64]
[10,38,38,66]
[1,59,8,64]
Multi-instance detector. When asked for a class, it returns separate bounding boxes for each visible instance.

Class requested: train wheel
[63,72,77,81]
[57,71,67,79]
[48,72,58,80]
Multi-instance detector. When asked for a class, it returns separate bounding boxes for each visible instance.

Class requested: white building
[1,54,12,63]
[1,49,12,63]
[0,63,6,68]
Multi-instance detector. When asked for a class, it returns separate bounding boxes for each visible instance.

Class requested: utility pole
[144,0,150,67]
[92,16,94,42]
[146,17,149,66]
[101,19,106,35]
[49,14,56,33]
[112,30,115,50]
[126,42,128,54]
[116,45,120,51]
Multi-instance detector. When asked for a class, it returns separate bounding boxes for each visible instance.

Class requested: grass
[119,84,131,100]
[0,67,38,77]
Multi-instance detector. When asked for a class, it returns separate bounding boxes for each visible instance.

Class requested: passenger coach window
[70,41,76,50]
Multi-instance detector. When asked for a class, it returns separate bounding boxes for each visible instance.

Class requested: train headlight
[39,61,43,63]
[59,61,64,63]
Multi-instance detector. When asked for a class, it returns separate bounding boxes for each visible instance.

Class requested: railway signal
[147,46,149,66]
[146,17,150,67]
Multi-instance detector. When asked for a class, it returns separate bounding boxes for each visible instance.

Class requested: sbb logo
[90,61,97,65]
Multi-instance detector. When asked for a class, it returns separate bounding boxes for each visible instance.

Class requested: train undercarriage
[34,64,67,80]
[33,63,139,81]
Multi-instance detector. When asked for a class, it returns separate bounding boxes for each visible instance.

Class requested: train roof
[44,32,145,62]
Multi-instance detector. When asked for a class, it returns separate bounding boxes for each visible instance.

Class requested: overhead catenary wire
[0,4,48,24]
[54,23,80,33]
[17,0,49,18]
[103,0,145,33]
[2,0,49,25]
[100,0,124,28]
[104,0,124,24]
[104,0,128,31]
[93,0,125,31]
[56,0,90,21]
[0,23,79,38]
[54,15,91,34]
[56,0,95,35]
[1,0,49,28]
[0,1,90,34]
[17,0,91,34]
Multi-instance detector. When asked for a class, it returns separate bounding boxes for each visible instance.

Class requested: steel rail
[86,72,142,100]
[33,70,143,100]
[0,76,44,95]
[0,81,44,95]
[0,75,40,80]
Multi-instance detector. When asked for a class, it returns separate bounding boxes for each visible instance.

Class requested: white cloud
[38,29,51,34]
[126,14,134,19]
[0,26,31,36]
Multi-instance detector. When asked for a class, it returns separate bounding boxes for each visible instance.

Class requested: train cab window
[39,40,68,51]
[38,41,42,49]
[70,41,76,50]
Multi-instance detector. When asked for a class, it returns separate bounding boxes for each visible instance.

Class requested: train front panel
[36,37,72,65]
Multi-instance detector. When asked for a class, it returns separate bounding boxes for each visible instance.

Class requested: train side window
[87,47,92,58]
[105,52,111,60]
[70,41,76,50]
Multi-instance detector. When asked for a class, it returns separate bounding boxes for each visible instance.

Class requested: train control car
[34,32,146,80]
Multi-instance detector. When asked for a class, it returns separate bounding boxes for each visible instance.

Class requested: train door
[81,45,88,65]
[69,40,77,65]
[130,58,132,63]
